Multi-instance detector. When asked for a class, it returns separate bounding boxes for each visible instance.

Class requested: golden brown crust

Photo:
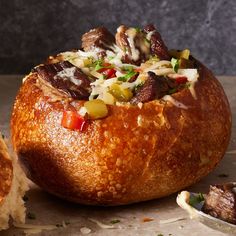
[10,60,231,205]
[0,135,13,204]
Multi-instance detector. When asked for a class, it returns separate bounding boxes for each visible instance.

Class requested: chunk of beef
[82,27,115,52]
[202,183,236,224]
[130,71,175,104]
[115,25,130,52]
[33,61,94,100]
[115,25,149,65]
[143,24,170,60]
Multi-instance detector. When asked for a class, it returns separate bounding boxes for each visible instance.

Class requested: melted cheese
[56,67,82,86]
[126,28,140,61]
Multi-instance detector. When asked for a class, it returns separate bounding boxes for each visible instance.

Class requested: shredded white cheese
[162,95,188,109]
[143,60,171,72]
[45,36,199,106]
[178,69,199,99]
[126,28,140,61]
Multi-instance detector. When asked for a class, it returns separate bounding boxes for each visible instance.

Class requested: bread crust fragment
[0,136,13,204]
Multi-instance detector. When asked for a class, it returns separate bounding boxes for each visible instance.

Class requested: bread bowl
[11,24,231,205]
[0,133,29,230]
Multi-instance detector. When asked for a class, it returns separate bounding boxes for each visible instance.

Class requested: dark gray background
[0,0,235,75]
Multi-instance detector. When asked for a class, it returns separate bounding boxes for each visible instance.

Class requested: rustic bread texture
[0,134,29,230]
[11,60,231,205]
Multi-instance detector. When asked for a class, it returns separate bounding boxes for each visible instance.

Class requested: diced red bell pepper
[97,63,116,79]
[97,63,112,73]
[101,68,116,79]
[61,110,86,131]
[176,76,188,84]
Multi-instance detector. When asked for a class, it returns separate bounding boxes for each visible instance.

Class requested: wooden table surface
[0,75,235,236]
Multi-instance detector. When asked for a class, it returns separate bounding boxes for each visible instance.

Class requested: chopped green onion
[94,60,114,71]
[118,70,137,82]
[122,65,134,72]
[110,219,121,224]
[171,58,180,73]
[189,193,204,207]
[108,56,115,60]
[135,27,141,33]
[94,60,103,71]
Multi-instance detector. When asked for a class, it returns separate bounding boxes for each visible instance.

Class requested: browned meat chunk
[82,27,115,52]
[33,61,94,100]
[115,25,129,51]
[202,183,236,224]
[115,25,150,65]
[143,24,170,60]
[130,72,176,104]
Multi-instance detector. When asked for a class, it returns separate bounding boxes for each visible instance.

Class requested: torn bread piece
[0,133,29,230]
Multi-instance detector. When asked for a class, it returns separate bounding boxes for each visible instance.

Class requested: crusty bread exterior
[11,60,231,205]
[0,134,29,230]
[0,135,13,205]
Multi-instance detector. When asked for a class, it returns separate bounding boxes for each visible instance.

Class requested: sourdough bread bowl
[11,25,231,205]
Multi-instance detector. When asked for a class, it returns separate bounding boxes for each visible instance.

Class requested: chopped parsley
[189,193,204,206]
[171,57,180,73]
[110,219,121,224]
[135,27,141,33]
[94,60,113,71]
[27,212,36,220]
[118,70,137,82]
[94,60,103,71]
